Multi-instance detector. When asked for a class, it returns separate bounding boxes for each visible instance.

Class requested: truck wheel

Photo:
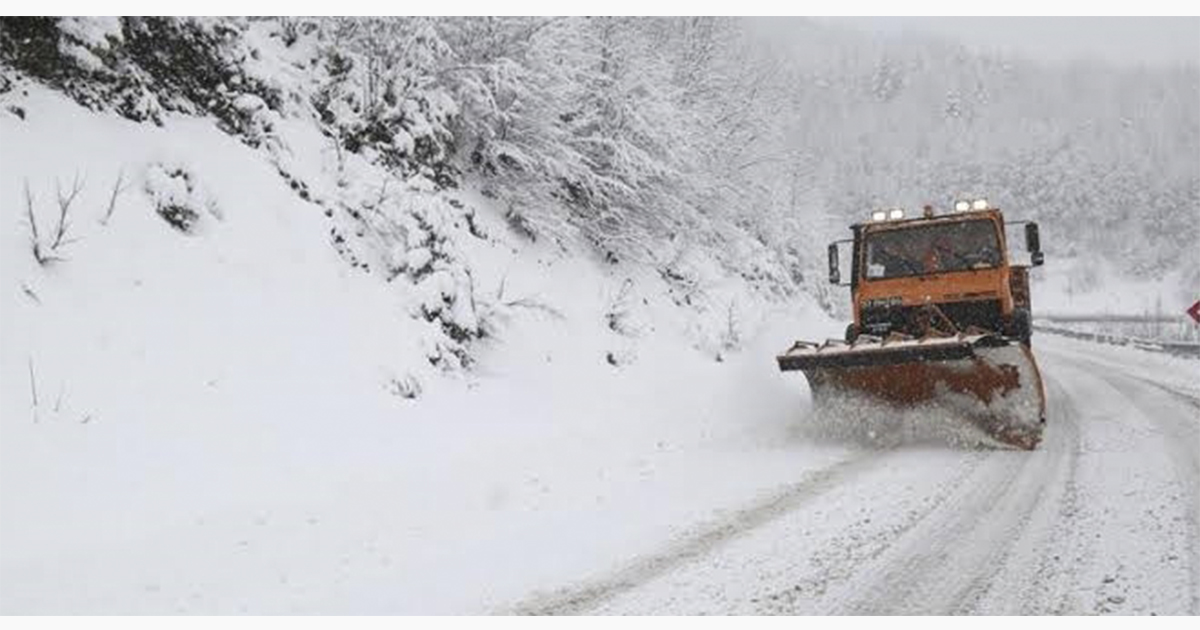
[1009,309,1032,347]
[845,323,861,344]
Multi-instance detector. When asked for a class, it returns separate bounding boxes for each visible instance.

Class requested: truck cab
[827,200,1044,345]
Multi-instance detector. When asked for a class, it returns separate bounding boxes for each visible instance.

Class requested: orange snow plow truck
[777,199,1047,450]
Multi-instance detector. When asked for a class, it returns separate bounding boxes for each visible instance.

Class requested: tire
[1008,308,1032,347]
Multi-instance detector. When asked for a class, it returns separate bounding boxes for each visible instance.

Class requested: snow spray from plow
[778,333,1046,450]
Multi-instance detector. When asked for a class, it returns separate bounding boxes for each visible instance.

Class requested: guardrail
[1038,313,1182,324]
[1034,321,1200,359]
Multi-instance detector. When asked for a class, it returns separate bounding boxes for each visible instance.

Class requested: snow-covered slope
[5,16,1195,615]
[0,78,844,613]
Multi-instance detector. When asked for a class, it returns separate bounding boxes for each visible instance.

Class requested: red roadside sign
[1189,300,1200,324]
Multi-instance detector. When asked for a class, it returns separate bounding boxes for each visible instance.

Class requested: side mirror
[1025,223,1042,258]
[827,242,841,284]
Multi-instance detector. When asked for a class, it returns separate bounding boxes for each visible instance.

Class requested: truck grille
[862,299,1004,336]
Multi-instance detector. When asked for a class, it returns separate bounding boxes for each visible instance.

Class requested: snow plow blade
[777,333,1046,450]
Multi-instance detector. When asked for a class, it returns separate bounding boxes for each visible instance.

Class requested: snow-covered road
[513,335,1200,615]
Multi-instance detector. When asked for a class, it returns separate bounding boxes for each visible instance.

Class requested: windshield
[863,219,1001,280]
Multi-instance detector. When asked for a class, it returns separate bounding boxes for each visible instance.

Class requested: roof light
[888,208,905,220]
[954,200,970,212]
[972,198,989,210]
[871,210,887,222]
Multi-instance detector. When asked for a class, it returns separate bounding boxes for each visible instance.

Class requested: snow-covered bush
[441,17,696,261]
[0,17,282,140]
[321,170,489,367]
[228,93,283,150]
[473,277,564,340]
[311,18,459,186]
[396,195,485,352]
[143,163,218,234]
[387,373,423,399]
[602,278,641,337]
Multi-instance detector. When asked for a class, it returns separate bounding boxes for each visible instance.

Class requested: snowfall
[3,77,1199,615]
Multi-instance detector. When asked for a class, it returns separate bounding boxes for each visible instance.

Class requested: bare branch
[20,283,41,305]
[331,136,347,186]
[24,179,45,265]
[24,180,38,241]
[495,273,508,301]
[375,176,391,208]
[502,296,566,320]
[24,176,82,265]
[465,266,479,323]
[28,357,38,423]
[100,168,128,226]
[51,172,84,250]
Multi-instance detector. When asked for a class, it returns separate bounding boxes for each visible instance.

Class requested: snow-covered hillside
[0,26,838,613]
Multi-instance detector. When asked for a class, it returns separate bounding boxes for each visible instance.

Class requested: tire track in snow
[810,363,1080,615]
[1091,370,1200,613]
[742,450,991,614]
[509,450,900,615]
[815,444,1064,612]
[1017,350,1198,614]
[1016,370,1089,614]
[966,372,1083,614]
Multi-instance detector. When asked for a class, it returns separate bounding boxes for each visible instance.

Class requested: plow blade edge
[777,334,1046,450]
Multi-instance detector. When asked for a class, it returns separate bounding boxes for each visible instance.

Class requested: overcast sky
[819,17,1200,67]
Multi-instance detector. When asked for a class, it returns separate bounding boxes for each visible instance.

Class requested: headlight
[888,208,904,220]
[954,200,970,212]
[872,210,887,221]
[972,198,989,210]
